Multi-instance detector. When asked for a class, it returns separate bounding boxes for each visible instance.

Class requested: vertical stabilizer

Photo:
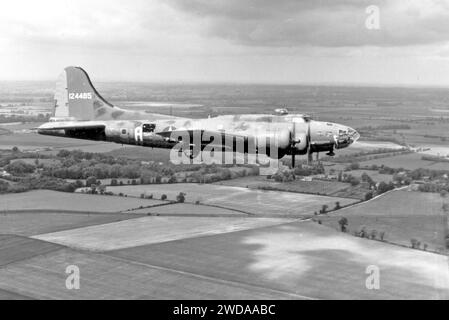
[53,66,114,120]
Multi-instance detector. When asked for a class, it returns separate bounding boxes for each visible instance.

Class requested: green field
[359,152,449,170]
[109,220,448,299]
[106,183,358,217]
[10,158,60,166]
[215,176,360,198]
[0,212,135,236]
[0,247,294,299]
[33,216,289,251]
[132,203,246,217]
[0,190,164,213]
[347,169,394,183]
[320,190,448,253]
[0,219,444,299]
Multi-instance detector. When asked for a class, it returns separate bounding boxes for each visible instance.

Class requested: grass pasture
[33,216,289,251]
[0,212,135,236]
[0,248,295,300]
[320,190,448,253]
[109,220,449,299]
[132,203,247,217]
[359,152,449,170]
[0,190,164,213]
[106,183,358,217]
[10,158,60,166]
[216,176,360,198]
[347,169,394,183]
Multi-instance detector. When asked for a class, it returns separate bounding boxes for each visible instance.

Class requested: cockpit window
[143,123,156,133]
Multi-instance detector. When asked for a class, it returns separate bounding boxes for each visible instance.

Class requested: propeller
[289,119,312,168]
[306,122,313,165]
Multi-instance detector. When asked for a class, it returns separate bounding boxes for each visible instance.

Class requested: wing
[37,121,107,140]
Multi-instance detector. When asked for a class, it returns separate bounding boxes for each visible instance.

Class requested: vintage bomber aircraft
[37,66,360,167]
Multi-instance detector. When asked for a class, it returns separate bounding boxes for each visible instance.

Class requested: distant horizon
[1,78,449,90]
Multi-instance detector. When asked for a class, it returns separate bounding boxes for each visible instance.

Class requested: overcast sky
[1,0,449,85]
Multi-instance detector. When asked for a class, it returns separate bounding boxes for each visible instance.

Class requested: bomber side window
[121,129,127,135]
[143,123,156,133]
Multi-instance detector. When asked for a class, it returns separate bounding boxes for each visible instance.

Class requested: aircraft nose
[348,127,360,143]
[334,125,359,149]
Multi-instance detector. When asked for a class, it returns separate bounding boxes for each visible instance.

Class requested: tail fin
[54,66,114,120]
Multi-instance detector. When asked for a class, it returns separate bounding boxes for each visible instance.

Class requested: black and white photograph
[0,0,448,305]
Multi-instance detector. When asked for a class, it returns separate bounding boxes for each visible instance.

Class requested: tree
[338,217,348,232]
[410,238,418,249]
[168,175,177,184]
[161,194,167,200]
[348,176,360,186]
[86,176,98,187]
[0,180,9,192]
[359,227,368,238]
[97,185,106,195]
[12,146,19,153]
[320,204,328,214]
[377,181,390,194]
[334,201,341,210]
[176,192,186,203]
[370,229,377,240]
[57,149,71,158]
[337,171,343,182]
[365,191,373,201]
[74,180,84,188]
[349,162,360,170]
[379,231,385,241]
[6,160,35,175]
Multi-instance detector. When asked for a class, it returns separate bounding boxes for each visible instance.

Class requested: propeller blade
[291,154,295,168]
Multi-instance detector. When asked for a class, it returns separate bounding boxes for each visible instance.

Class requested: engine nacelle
[256,128,291,150]
[292,131,308,153]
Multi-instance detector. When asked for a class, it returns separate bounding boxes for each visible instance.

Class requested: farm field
[10,158,60,166]
[215,176,356,198]
[320,190,448,253]
[0,247,295,300]
[0,212,135,236]
[359,152,449,170]
[109,220,449,299]
[106,183,358,216]
[0,132,108,151]
[1,218,445,299]
[33,216,290,251]
[347,169,394,183]
[0,190,164,212]
[132,203,246,217]
[0,235,62,267]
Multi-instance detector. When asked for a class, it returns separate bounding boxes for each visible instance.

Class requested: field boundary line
[98,251,318,300]
[325,186,409,215]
